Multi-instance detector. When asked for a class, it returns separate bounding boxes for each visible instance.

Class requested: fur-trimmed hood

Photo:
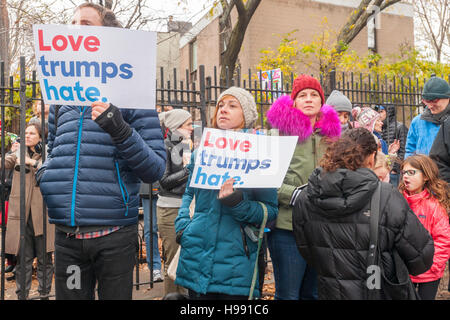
[267,95,341,143]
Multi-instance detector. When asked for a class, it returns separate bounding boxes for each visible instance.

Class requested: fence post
[199,65,207,130]
[328,69,336,95]
[18,56,27,300]
[0,60,5,301]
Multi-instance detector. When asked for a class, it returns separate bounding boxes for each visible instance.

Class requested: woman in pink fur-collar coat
[265,74,341,300]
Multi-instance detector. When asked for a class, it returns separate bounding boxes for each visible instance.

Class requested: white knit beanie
[159,109,192,132]
[217,87,258,128]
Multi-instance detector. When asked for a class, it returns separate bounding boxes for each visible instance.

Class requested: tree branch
[219,0,234,27]
[234,0,246,18]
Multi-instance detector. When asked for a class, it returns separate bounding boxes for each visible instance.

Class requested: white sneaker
[153,270,163,282]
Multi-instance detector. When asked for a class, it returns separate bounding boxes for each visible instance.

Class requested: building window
[189,39,198,74]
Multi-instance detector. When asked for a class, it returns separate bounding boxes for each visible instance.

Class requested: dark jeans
[16,214,54,299]
[267,228,318,300]
[54,224,138,300]
[414,279,441,300]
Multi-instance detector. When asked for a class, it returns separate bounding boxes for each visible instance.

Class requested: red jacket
[403,189,450,283]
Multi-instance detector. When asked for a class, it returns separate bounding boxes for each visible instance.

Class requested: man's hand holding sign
[91,101,110,120]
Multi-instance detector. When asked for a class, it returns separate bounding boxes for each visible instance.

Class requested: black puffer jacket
[292,167,434,300]
[381,105,408,171]
[158,130,191,198]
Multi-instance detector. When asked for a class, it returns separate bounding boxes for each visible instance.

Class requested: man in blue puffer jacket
[37,3,166,300]
[405,76,450,158]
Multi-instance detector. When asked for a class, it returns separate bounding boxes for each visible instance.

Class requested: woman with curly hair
[292,127,434,300]
[399,154,450,300]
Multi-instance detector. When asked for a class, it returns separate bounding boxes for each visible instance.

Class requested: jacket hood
[305,167,379,218]
[267,95,341,143]
[382,105,396,123]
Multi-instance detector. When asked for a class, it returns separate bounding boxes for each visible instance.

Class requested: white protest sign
[189,128,297,189]
[32,24,156,109]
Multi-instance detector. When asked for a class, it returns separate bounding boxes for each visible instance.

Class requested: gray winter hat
[326,90,352,113]
[217,87,258,128]
[159,109,192,132]
[422,76,450,100]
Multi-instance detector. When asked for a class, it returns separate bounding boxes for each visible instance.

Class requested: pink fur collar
[267,95,341,143]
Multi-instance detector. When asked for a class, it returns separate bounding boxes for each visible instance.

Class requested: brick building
[178,0,414,81]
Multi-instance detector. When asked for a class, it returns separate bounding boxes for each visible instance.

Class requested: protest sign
[189,128,297,189]
[33,24,156,109]
[257,68,283,100]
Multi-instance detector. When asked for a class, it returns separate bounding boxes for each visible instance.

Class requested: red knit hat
[291,74,325,104]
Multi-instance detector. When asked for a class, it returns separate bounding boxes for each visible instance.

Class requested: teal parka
[174,151,278,298]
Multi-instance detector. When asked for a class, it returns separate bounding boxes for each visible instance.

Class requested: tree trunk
[219,0,261,86]
[0,0,10,77]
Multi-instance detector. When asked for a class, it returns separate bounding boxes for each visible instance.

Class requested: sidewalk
[1,258,277,300]
[1,264,165,300]
[3,262,449,300]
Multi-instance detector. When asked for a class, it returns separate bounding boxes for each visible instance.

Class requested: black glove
[218,189,244,207]
[94,103,132,144]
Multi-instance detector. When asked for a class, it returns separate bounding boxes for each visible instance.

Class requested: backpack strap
[367,182,381,266]
[367,182,381,300]
[248,201,268,300]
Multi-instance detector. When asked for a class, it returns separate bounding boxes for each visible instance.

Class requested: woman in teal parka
[174,87,278,299]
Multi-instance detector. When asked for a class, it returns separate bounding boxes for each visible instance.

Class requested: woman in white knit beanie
[174,87,278,300]
[154,108,193,295]
[211,86,259,130]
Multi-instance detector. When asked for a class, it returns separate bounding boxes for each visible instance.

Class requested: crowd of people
[1,3,449,301]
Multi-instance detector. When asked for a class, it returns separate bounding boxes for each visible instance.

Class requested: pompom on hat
[291,74,325,104]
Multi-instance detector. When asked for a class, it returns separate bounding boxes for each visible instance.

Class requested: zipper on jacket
[70,106,86,227]
[312,132,317,167]
[115,160,129,216]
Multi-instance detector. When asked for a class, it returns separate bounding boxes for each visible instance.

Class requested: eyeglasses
[401,169,420,176]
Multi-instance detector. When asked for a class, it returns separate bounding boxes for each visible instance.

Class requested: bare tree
[218,0,261,84]
[2,0,171,75]
[413,0,450,62]
[5,0,72,74]
[323,0,402,75]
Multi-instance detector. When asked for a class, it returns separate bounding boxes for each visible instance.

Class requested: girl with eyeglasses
[399,154,450,300]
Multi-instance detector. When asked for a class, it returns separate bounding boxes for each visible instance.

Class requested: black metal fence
[1,56,448,300]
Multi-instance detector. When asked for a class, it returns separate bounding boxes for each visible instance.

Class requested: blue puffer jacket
[39,105,166,227]
[174,152,278,298]
[405,114,441,158]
